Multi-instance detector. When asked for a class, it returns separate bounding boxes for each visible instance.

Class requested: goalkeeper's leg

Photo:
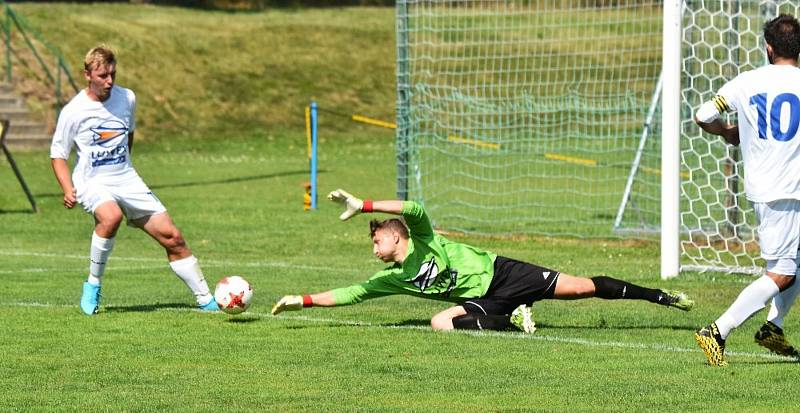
[432,303,534,333]
[553,274,694,311]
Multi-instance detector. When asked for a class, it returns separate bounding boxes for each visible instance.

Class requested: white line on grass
[6,300,790,363]
[1,250,356,273]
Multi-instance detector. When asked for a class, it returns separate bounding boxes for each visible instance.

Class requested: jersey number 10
[749,92,800,141]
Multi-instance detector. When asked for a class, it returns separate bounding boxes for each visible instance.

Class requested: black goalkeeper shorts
[462,256,559,316]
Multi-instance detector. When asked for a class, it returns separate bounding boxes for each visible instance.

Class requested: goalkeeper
[272,189,694,332]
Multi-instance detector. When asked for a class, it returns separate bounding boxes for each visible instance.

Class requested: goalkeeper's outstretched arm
[271,291,336,315]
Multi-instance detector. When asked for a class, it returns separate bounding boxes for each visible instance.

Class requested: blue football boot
[80,282,101,315]
[198,297,219,312]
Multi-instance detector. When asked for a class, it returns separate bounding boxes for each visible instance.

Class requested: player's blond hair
[84,45,116,72]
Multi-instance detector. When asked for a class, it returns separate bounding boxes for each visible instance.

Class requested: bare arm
[695,117,740,146]
[370,200,404,215]
[50,158,76,209]
[307,291,336,307]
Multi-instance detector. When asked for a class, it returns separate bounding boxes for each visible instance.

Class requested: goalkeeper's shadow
[384,319,697,331]
[104,302,193,313]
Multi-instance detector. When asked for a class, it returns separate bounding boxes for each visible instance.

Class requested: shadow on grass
[33,169,318,198]
[382,318,696,331]
[0,208,36,214]
[732,359,799,365]
[534,322,698,331]
[105,302,193,313]
[382,319,430,328]
[224,315,260,323]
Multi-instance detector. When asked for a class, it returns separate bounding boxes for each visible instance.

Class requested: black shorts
[463,256,559,316]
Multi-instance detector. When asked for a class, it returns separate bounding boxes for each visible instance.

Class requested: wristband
[362,200,373,213]
[302,295,313,308]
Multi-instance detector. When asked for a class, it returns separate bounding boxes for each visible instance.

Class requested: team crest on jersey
[410,259,439,292]
[90,120,128,147]
[409,259,458,296]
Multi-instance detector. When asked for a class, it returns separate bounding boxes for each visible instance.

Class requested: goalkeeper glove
[328,188,368,221]
[271,295,305,315]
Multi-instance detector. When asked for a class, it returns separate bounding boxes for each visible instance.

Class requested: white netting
[395,0,663,237]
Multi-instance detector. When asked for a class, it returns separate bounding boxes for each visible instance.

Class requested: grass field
[2,3,800,412]
[3,134,800,412]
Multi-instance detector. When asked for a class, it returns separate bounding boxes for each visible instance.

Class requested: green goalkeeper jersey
[331,201,496,305]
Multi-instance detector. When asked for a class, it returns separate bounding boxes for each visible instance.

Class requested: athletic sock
[766,277,800,329]
[715,275,780,339]
[452,314,513,331]
[591,276,664,303]
[88,232,115,286]
[169,255,213,306]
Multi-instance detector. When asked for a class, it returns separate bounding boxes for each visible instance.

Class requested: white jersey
[50,85,138,189]
[716,64,800,202]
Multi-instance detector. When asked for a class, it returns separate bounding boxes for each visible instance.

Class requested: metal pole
[0,119,37,212]
[614,71,663,230]
[395,0,410,200]
[310,102,318,210]
[661,0,682,279]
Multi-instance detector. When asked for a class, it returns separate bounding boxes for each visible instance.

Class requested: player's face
[372,228,399,262]
[84,63,116,102]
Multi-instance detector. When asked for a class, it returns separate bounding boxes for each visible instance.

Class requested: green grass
[3,133,800,412]
[0,3,798,412]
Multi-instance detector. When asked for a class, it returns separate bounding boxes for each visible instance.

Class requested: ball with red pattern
[214,276,253,314]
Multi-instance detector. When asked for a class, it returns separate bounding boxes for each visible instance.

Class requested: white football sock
[766,278,800,328]
[87,232,115,286]
[715,276,780,339]
[169,255,213,306]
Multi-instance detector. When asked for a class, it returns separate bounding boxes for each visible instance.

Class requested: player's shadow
[534,322,697,331]
[224,316,260,324]
[384,319,431,327]
[0,208,35,214]
[385,319,696,331]
[733,359,799,365]
[104,302,192,313]
[148,169,318,190]
[33,169,319,198]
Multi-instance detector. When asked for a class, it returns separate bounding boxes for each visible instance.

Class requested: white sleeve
[695,77,739,123]
[50,109,73,159]
[128,90,136,132]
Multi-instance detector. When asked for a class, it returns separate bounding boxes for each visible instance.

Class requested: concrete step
[0,107,35,121]
[0,95,21,107]
[8,120,47,135]
[4,133,51,150]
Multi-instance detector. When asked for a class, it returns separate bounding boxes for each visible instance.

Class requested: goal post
[662,0,681,279]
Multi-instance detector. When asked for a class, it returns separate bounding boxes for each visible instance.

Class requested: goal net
[395,0,664,238]
[395,0,797,275]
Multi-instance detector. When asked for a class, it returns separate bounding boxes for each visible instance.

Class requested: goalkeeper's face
[372,228,401,263]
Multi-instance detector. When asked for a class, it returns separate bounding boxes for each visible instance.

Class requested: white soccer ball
[214,276,253,314]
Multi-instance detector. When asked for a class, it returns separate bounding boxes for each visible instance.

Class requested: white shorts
[753,199,800,275]
[77,176,166,222]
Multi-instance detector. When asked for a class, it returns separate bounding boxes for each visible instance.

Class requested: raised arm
[327,189,404,220]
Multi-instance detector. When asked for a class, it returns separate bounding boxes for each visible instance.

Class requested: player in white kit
[693,14,800,365]
[50,45,219,314]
